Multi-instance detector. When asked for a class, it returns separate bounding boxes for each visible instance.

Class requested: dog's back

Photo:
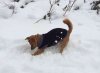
[43,28,67,47]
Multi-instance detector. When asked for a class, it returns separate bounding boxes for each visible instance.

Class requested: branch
[34,0,60,23]
[63,0,76,16]
[69,0,77,11]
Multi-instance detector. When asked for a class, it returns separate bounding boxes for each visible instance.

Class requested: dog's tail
[63,18,73,36]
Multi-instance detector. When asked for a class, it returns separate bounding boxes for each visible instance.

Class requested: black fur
[38,28,67,49]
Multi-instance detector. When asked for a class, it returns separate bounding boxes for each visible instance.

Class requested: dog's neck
[35,34,43,47]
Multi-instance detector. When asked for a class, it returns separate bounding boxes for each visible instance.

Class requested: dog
[25,18,73,55]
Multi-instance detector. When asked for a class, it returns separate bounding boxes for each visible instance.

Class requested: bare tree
[13,0,20,2]
[35,0,77,23]
[35,0,60,23]
[63,0,76,16]
[91,0,100,14]
[2,2,16,16]
[84,0,86,3]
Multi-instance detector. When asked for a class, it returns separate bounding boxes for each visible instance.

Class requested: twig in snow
[63,0,76,16]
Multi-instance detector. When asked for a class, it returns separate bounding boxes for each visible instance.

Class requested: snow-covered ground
[0,0,100,73]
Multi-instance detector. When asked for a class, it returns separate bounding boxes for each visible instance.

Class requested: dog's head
[25,35,38,50]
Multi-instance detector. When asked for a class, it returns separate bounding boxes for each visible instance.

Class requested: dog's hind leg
[59,36,69,54]
[32,49,44,56]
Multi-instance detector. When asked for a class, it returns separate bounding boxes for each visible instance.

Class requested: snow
[0,0,100,73]
[54,40,58,43]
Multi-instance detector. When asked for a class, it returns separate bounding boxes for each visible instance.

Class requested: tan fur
[26,18,73,55]
[32,49,44,55]
[26,34,41,49]
[59,18,73,54]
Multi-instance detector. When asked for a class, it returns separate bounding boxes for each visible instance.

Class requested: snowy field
[0,0,100,73]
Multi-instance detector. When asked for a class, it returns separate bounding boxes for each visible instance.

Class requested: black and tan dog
[26,18,73,55]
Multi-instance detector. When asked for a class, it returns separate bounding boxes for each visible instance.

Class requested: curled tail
[63,18,73,36]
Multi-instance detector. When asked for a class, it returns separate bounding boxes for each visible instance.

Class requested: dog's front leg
[32,49,44,56]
